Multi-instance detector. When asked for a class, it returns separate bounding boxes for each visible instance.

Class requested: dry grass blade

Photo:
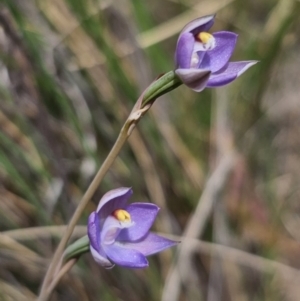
[3,226,87,241]
[0,233,39,257]
[151,105,204,189]
[165,235,300,283]
[0,280,36,301]
[263,0,295,39]
[37,0,105,66]
[0,188,35,226]
[162,151,237,301]
[137,0,234,48]
[0,110,43,169]
[38,0,114,98]
[206,87,232,301]
[0,0,299,300]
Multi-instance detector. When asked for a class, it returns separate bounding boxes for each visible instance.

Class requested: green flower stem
[38,71,182,301]
[63,235,89,262]
[142,71,182,107]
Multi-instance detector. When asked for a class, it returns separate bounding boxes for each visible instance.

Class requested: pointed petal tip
[90,245,114,268]
[180,15,215,35]
[100,187,133,203]
[175,68,211,92]
[248,60,259,66]
[236,60,259,76]
[104,264,115,269]
[97,187,133,213]
[207,60,258,87]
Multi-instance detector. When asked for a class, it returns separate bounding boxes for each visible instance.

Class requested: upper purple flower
[175,15,257,92]
[87,187,177,269]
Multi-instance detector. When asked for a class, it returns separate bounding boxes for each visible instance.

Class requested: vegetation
[0,0,300,300]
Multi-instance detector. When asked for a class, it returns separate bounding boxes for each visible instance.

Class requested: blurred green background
[0,0,300,300]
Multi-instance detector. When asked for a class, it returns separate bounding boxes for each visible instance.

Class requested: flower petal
[90,245,114,268]
[199,31,238,73]
[103,244,148,268]
[175,32,194,68]
[101,215,133,245]
[175,68,211,92]
[117,203,159,241]
[180,15,215,36]
[97,187,132,219]
[87,212,100,252]
[207,61,258,87]
[118,232,178,256]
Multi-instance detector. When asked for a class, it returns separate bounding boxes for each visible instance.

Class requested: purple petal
[87,212,100,252]
[175,68,211,92]
[88,211,115,268]
[101,215,133,244]
[103,244,148,268]
[175,32,194,68]
[90,245,114,268]
[180,15,215,36]
[97,187,132,219]
[207,61,258,87]
[196,51,206,66]
[118,232,178,256]
[199,31,238,73]
[117,203,159,241]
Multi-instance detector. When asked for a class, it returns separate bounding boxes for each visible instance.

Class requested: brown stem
[38,101,151,301]
[45,259,78,300]
[38,124,129,301]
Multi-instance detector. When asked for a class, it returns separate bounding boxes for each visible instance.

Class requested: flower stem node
[113,209,131,222]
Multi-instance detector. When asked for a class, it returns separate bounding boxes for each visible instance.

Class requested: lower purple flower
[87,187,177,269]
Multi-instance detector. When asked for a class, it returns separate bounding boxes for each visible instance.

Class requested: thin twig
[137,0,234,48]
[38,72,174,299]
[45,258,78,300]
[162,151,236,301]
[207,87,232,301]
[163,234,300,281]
[38,124,129,301]
[38,69,180,300]
[5,226,300,284]
[2,226,87,241]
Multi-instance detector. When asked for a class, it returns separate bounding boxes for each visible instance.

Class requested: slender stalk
[38,124,129,301]
[45,259,77,300]
[38,71,182,301]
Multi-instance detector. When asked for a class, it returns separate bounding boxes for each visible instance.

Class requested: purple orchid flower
[175,15,257,92]
[87,187,177,269]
